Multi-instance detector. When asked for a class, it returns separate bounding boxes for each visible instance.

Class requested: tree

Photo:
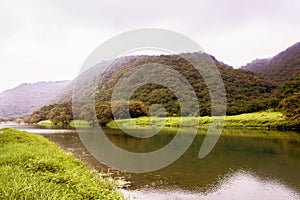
[48,102,73,127]
[30,114,41,124]
[95,102,112,126]
[95,100,148,126]
[268,98,280,110]
[128,100,148,118]
[281,93,300,122]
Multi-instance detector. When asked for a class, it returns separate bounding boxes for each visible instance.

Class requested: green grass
[37,120,92,129]
[107,111,299,130]
[223,111,291,128]
[37,120,54,127]
[0,128,123,200]
[70,120,92,128]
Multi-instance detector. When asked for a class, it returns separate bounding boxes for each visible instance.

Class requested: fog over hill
[0,81,70,119]
[241,42,300,83]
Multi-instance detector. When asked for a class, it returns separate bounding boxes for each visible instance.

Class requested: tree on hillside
[96,100,148,126]
[48,102,73,127]
[277,75,300,122]
[281,93,300,122]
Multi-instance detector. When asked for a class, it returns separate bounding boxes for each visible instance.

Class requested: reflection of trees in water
[117,129,300,192]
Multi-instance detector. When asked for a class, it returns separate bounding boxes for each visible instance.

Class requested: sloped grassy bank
[0,128,123,200]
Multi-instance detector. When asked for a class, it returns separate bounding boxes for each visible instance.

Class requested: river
[1,124,300,200]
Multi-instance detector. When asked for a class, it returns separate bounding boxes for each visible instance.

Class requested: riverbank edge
[26,111,300,131]
[107,111,300,131]
[0,128,123,200]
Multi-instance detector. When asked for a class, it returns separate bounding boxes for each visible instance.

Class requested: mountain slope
[0,81,69,119]
[54,61,108,103]
[26,52,277,126]
[94,53,276,116]
[241,42,300,83]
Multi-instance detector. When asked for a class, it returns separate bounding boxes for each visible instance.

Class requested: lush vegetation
[278,75,300,122]
[281,95,300,122]
[22,49,300,129]
[37,120,54,127]
[94,53,276,116]
[107,111,299,130]
[0,128,123,200]
[25,100,148,127]
[24,52,279,127]
[24,102,73,127]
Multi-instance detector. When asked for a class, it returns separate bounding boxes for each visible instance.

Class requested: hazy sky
[0,0,299,93]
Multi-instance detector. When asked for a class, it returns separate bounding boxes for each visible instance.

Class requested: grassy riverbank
[0,128,123,200]
[37,120,92,128]
[107,111,299,130]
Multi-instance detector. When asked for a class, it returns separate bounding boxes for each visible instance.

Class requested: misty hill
[54,61,108,103]
[26,52,277,126]
[241,42,300,83]
[0,81,69,119]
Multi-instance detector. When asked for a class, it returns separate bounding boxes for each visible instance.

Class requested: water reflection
[101,128,300,194]
[122,170,300,200]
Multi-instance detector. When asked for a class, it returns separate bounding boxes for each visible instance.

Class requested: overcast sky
[0,0,299,93]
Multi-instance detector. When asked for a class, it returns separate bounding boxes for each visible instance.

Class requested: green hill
[25,52,278,126]
[94,53,276,116]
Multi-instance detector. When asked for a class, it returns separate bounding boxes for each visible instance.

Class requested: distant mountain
[0,81,70,119]
[241,58,271,73]
[241,42,300,83]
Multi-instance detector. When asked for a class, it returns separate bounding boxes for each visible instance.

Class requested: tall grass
[0,128,123,200]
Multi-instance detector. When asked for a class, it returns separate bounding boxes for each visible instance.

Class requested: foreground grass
[107,111,299,130]
[0,128,123,200]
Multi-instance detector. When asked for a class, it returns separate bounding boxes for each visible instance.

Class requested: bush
[281,94,300,122]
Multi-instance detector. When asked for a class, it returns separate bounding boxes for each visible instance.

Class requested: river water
[1,124,300,200]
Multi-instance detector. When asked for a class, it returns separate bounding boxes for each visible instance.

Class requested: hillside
[0,81,69,119]
[276,74,300,122]
[54,61,108,103]
[94,53,276,116]
[25,52,278,126]
[241,42,300,83]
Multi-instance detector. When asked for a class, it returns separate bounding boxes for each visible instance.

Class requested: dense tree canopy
[277,75,300,122]
[281,94,300,122]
